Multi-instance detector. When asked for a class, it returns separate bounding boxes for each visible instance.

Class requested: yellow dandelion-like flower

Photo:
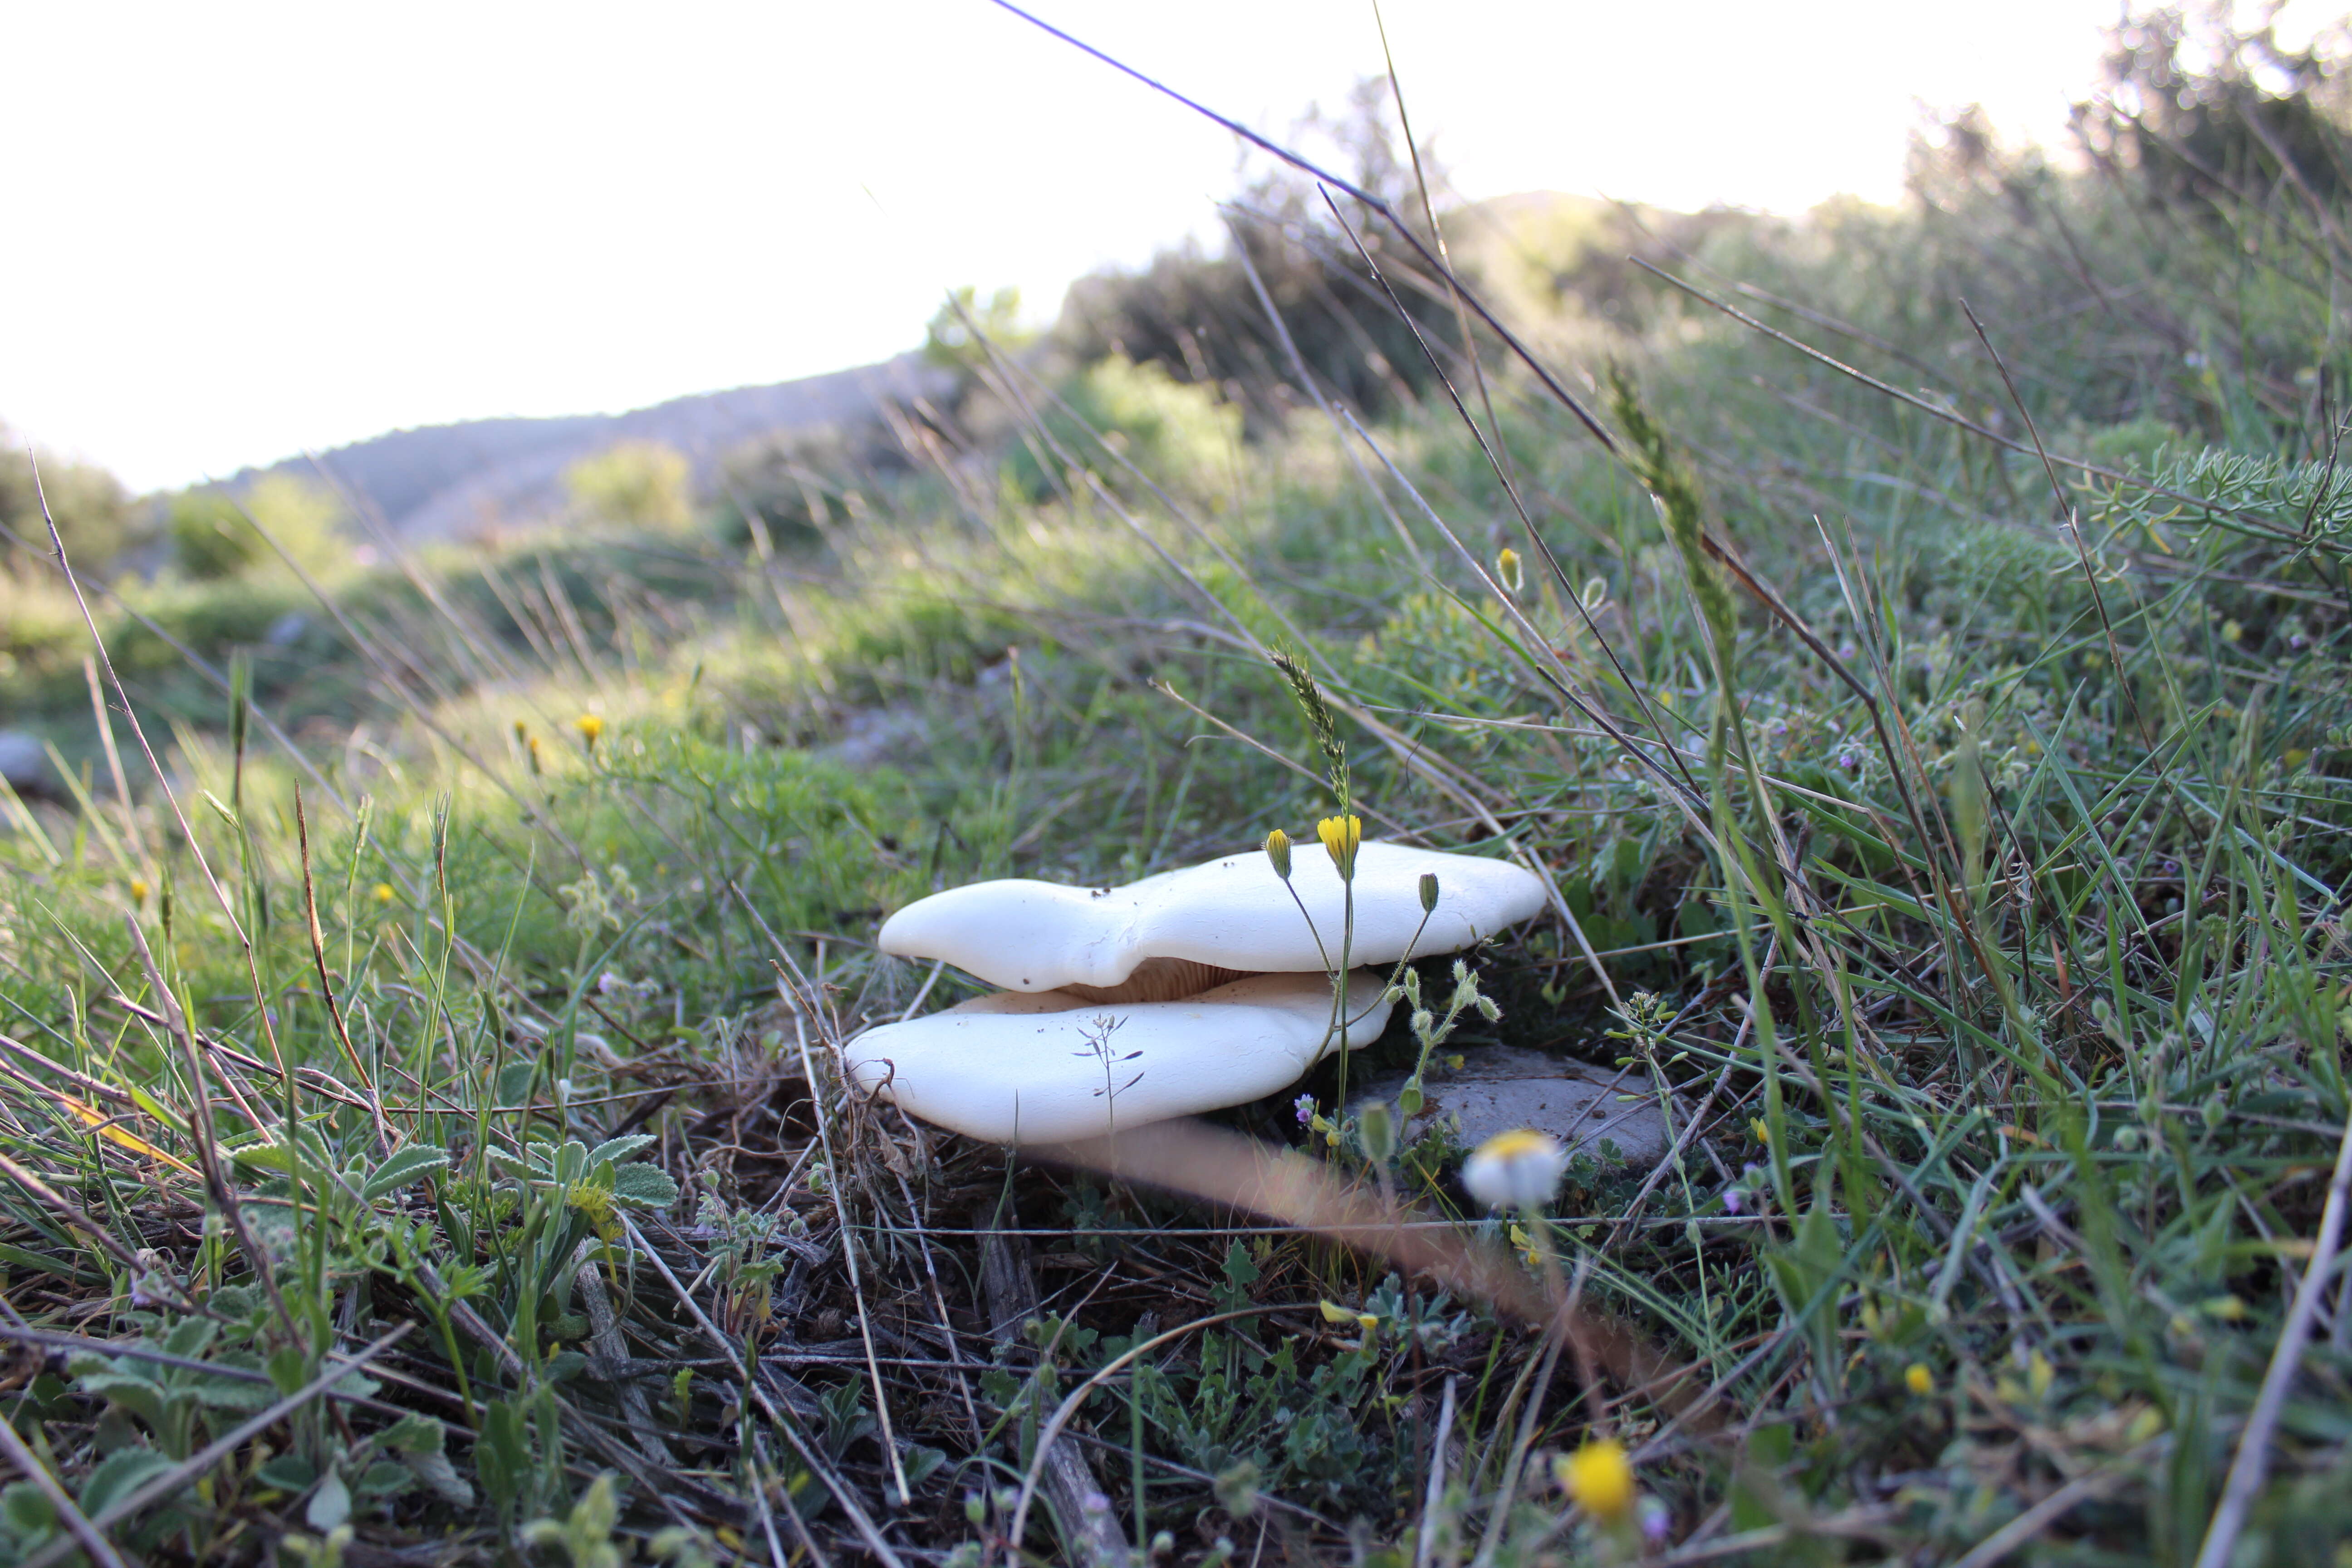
[1462,1128,1568,1210]
[1905,1363,1934,1396]
[1554,1438,1636,1524]
[1317,814,1361,878]
[576,713,605,747]
[129,879,151,909]
[372,882,395,905]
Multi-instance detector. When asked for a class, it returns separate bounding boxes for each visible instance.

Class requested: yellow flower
[1905,1362,1934,1396]
[1749,1117,1770,1144]
[1554,1438,1636,1524]
[512,719,528,742]
[1462,1128,1568,1210]
[129,879,151,908]
[372,882,395,905]
[1317,815,1361,877]
[1496,547,1523,593]
[1264,828,1293,881]
[576,713,605,746]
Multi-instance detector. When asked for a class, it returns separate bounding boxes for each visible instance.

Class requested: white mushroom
[872,841,1548,999]
[844,970,1392,1144]
[844,839,1549,1143]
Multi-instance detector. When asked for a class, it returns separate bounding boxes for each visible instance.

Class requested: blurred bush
[565,440,694,532]
[1055,79,1462,430]
[0,429,135,573]
[714,423,911,551]
[169,474,348,582]
[1004,355,1240,501]
[0,568,83,690]
[924,285,1035,381]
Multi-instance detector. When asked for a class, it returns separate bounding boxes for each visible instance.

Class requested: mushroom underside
[844,969,1391,1144]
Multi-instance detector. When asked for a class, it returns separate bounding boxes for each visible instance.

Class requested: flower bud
[1264,827,1293,881]
[1497,547,1524,594]
[1357,1101,1397,1163]
[1418,872,1440,913]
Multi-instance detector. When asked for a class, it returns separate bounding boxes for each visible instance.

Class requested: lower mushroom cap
[843,970,1392,1144]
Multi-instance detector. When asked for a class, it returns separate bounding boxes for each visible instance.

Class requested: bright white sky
[0,0,2260,492]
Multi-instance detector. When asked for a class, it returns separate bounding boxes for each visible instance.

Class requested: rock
[1362,1046,1676,1166]
[0,731,54,800]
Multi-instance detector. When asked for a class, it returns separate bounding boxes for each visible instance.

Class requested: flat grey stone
[1361,1046,1676,1166]
[0,732,50,793]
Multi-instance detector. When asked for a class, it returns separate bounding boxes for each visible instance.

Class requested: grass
[7,24,2352,1566]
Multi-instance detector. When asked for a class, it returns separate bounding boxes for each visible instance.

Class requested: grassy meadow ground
[6,42,2352,1567]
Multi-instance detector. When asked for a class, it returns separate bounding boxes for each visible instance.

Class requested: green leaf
[78,1446,177,1518]
[159,1317,219,1359]
[306,1467,352,1531]
[72,1371,167,1428]
[362,1142,452,1203]
[554,1139,589,1183]
[0,1480,57,1541]
[407,1444,474,1508]
[380,1413,446,1456]
[476,1397,531,1513]
[267,1347,311,1397]
[587,1134,655,1170]
[356,1461,415,1499]
[188,1374,275,1412]
[255,1454,318,1491]
[608,1162,679,1210]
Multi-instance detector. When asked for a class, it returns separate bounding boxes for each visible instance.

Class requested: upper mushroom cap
[843,970,1392,1143]
[877,840,1548,993]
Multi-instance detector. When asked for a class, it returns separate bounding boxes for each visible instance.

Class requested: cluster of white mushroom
[844,830,1549,1143]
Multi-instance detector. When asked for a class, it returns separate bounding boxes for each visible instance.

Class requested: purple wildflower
[1294,1093,1316,1126]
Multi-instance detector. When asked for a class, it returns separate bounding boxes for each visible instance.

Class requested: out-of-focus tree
[170,474,348,581]
[925,286,1035,380]
[0,426,135,572]
[168,490,257,579]
[565,441,694,532]
[1056,78,1462,432]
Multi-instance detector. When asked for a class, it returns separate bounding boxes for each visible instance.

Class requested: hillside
[224,351,953,543]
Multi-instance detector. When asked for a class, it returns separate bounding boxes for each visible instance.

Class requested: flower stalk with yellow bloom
[575,713,604,750]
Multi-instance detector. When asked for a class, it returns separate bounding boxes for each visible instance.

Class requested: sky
[0,0,2272,493]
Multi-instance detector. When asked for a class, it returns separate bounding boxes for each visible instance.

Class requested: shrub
[169,474,348,582]
[564,441,694,532]
[1004,355,1239,501]
[0,431,134,572]
[1055,78,1462,429]
[167,490,259,580]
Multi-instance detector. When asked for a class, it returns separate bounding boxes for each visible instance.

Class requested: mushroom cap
[877,841,1548,994]
[843,970,1392,1143]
